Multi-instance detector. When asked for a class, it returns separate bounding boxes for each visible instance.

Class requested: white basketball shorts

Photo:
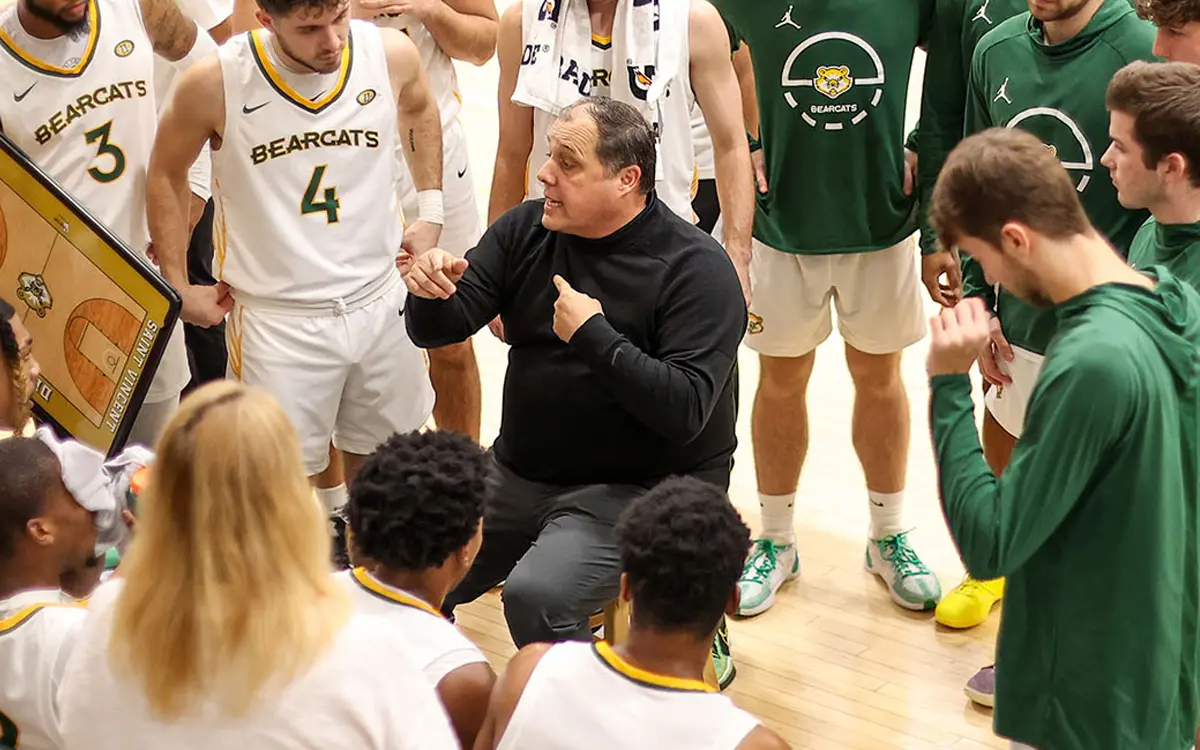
[743,235,927,358]
[225,272,435,475]
[396,119,483,258]
[984,345,1045,440]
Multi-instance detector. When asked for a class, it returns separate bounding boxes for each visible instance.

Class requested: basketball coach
[402,97,748,651]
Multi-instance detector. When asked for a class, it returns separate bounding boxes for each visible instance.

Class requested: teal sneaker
[736,538,799,616]
[865,530,942,611]
[711,617,736,690]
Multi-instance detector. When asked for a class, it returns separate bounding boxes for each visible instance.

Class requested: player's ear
[726,585,740,617]
[618,572,632,605]
[26,517,54,547]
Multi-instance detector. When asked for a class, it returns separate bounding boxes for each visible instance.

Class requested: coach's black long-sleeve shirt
[405,197,746,486]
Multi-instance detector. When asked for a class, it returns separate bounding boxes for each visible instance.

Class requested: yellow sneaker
[934,576,1004,629]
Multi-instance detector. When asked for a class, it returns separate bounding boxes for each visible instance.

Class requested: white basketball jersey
[370,14,461,129]
[0,0,157,251]
[496,641,760,750]
[212,23,403,306]
[0,590,88,750]
[337,568,487,687]
[523,1,696,221]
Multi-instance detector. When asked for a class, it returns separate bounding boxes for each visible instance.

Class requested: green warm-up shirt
[1130,217,1200,289]
[931,271,1200,750]
[960,0,1156,354]
[917,0,1027,255]
[710,0,934,254]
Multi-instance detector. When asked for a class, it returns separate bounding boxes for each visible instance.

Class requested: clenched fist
[927,297,993,377]
[552,275,603,342]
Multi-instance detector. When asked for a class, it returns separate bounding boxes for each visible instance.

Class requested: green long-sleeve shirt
[931,270,1200,750]
[917,0,1027,255]
[1130,217,1200,288]
[959,1,1155,353]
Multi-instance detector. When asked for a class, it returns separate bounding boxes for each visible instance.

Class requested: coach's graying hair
[930,127,1092,251]
[561,98,657,196]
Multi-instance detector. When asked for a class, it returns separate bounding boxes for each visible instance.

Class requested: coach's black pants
[183,199,227,393]
[443,456,731,648]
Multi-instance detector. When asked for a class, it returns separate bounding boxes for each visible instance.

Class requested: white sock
[315,484,348,516]
[758,492,796,546]
[868,490,905,539]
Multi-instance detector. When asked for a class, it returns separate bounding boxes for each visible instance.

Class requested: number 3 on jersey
[83,120,126,183]
[0,708,18,749]
[302,165,341,223]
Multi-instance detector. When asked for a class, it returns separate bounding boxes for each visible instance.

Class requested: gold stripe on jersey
[249,29,352,114]
[0,602,84,636]
[351,567,445,619]
[0,0,100,78]
[592,642,715,693]
[591,33,612,50]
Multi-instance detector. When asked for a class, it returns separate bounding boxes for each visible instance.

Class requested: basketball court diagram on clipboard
[0,133,180,456]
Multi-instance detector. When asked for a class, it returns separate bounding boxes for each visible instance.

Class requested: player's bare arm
[139,0,204,61]
[471,643,551,750]
[486,2,532,225]
[689,0,753,306]
[357,0,498,65]
[437,661,498,749]
[382,26,446,254]
[147,57,231,327]
[732,44,766,195]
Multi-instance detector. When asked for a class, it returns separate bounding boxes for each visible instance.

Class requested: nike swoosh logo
[457,166,467,179]
[242,102,269,114]
[869,499,884,507]
[14,83,35,102]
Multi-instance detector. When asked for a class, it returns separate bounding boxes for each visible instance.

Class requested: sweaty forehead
[547,113,598,156]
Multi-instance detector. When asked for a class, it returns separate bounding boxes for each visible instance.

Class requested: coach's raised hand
[404,248,468,299]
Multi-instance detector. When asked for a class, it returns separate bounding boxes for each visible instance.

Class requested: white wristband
[417,189,445,225]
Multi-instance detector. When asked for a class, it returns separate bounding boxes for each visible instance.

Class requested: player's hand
[921,250,962,307]
[926,297,993,377]
[552,275,603,342]
[487,316,506,342]
[903,148,918,196]
[401,219,443,257]
[978,313,1014,386]
[751,149,768,194]
[181,282,233,327]
[396,250,415,275]
[733,257,752,309]
[404,248,468,299]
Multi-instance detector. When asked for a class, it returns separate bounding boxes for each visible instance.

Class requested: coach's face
[957,229,1054,308]
[262,0,350,74]
[538,112,636,236]
[1154,21,1200,64]
[1102,110,1166,211]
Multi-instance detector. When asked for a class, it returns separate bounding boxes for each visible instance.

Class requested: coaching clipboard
[0,132,181,457]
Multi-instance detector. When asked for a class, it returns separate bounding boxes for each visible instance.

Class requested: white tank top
[369,14,461,129]
[522,2,696,221]
[497,641,760,750]
[0,590,88,750]
[337,568,488,688]
[211,22,403,306]
[0,0,157,252]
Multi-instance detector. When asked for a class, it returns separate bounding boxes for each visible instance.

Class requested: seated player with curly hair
[474,476,791,750]
[339,429,497,749]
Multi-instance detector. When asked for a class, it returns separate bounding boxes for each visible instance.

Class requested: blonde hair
[109,381,351,719]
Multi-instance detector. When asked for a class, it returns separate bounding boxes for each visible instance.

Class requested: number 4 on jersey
[302,165,341,223]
